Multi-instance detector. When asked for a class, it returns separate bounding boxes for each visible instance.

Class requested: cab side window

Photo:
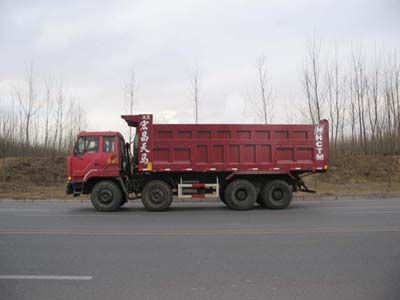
[76,137,99,154]
[103,137,116,153]
[86,137,99,153]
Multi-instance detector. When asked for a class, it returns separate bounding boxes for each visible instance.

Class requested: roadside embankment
[0,155,399,199]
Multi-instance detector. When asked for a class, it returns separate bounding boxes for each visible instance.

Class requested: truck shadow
[119,203,305,212]
[72,202,306,213]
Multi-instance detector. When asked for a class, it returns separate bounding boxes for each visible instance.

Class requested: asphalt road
[0,198,400,300]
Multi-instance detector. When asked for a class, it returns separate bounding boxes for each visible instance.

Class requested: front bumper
[66,182,73,195]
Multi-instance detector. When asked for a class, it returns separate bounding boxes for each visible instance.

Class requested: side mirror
[73,144,83,158]
[73,137,86,158]
[73,141,80,156]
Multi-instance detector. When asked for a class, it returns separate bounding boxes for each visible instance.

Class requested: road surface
[0,198,399,300]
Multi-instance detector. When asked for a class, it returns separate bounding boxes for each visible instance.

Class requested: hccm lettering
[315,125,324,161]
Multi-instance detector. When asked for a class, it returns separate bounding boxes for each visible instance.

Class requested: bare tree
[365,50,381,153]
[64,98,87,152]
[14,63,41,147]
[0,99,11,179]
[43,78,54,149]
[1,65,88,157]
[191,66,200,124]
[53,80,67,153]
[302,36,324,123]
[350,49,368,152]
[255,55,273,124]
[326,52,346,152]
[124,65,137,142]
[382,52,400,153]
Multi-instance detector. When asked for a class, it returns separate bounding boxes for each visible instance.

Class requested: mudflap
[297,178,316,193]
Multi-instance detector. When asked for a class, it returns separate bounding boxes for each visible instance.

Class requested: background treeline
[0,64,87,158]
[1,41,400,159]
[301,39,400,156]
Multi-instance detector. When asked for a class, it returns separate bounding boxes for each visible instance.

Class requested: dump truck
[66,114,329,211]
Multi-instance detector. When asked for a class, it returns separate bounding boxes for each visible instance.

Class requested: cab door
[100,136,120,172]
[71,136,101,181]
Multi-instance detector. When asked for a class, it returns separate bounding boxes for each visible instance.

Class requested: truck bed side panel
[122,115,329,173]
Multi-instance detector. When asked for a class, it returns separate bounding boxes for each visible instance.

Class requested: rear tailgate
[314,119,329,171]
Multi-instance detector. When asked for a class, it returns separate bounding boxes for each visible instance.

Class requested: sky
[0,0,399,134]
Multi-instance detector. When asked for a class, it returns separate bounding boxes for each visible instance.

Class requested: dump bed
[122,114,329,174]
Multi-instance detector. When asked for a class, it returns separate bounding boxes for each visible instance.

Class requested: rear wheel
[224,179,257,210]
[260,180,293,209]
[91,181,122,211]
[141,180,173,211]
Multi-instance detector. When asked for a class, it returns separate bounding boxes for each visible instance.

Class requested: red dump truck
[66,114,329,211]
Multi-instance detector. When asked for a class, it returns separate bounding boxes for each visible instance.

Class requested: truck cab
[66,131,128,197]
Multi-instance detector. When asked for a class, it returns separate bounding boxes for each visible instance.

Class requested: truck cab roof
[78,131,124,138]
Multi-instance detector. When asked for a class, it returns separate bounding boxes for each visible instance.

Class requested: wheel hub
[235,189,247,201]
[99,189,113,204]
[150,189,164,203]
[272,188,283,201]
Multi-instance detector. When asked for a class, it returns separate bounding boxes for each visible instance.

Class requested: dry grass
[303,154,400,196]
[0,156,68,199]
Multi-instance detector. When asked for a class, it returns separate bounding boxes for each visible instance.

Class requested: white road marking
[0,275,93,280]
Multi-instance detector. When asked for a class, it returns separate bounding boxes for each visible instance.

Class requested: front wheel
[91,181,122,211]
[259,180,293,209]
[141,180,173,211]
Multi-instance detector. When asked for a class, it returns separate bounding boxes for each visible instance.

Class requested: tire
[260,180,293,209]
[91,181,122,211]
[224,179,257,210]
[141,180,173,211]
[219,187,227,205]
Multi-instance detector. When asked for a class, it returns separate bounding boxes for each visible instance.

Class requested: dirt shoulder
[0,156,66,199]
[303,154,400,197]
[0,155,399,200]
